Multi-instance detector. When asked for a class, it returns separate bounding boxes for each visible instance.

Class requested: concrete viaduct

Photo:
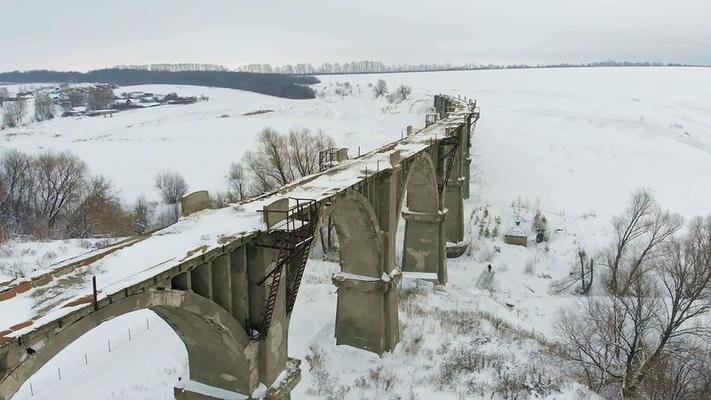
[0,95,479,399]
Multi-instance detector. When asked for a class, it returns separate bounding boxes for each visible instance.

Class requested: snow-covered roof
[505,222,528,237]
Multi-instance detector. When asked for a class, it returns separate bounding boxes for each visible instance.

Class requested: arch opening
[1,290,255,400]
[395,154,447,284]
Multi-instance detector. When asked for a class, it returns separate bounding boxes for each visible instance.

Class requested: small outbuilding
[504,220,528,247]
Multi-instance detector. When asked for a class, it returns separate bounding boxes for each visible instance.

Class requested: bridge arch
[325,189,384,277]
[0,290,257,400]
[307,190,397,354]
[397,152,448,284]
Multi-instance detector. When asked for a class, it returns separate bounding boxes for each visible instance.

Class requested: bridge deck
[0,108,473,341]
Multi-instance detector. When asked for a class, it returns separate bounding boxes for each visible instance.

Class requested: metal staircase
[251,198,318,340]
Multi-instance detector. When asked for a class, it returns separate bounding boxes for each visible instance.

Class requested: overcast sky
[2,0,710,71]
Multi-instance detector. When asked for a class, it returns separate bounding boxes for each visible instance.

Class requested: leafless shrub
[5,99,27,127]
[34,92,55,122]
[304,345,350,399]
[154,171,188,204]
[387,85,412,103]
[551,249,597,295]
[355,366,398,394]
[334,81,353,97]
[131,196,152,234]
[66,176,131,238]
[373,79,388,98]
[87,86,114,110]
[304,344,324,372]
[239,127,334,195]
[437,309,482,336]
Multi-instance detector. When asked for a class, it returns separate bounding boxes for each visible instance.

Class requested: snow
[4,67,711,399]
[0,238,119,281]
[1,83,428,203]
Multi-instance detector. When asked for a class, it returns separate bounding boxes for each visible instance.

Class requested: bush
[373,79,388,98]
[154,171,188,203]
[387,85,412,103]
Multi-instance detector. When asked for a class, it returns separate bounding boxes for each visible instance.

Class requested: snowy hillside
[0,83,428,203]
[5,67,711,399]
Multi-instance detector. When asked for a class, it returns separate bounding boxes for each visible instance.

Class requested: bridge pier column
[332,271,401,355]
[443,178,467,257]
[401,210,447,285]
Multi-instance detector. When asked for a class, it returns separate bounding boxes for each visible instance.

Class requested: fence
[12,311,165,399]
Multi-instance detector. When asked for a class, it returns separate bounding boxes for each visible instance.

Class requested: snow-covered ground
[5,67,711,399]
[0,82,429,203]
[0,238,119,282]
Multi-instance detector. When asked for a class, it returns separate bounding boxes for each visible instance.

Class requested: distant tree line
[114,63,228,72]
[232,60,706,75]
[0,69,319,99]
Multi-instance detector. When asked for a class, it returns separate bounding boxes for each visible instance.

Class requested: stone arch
[322,190,383,278]
[397,152,448,284]
[0,290,256,400]
[398,153,440,216]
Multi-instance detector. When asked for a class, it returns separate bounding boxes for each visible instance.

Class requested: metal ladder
[251,198,317,340]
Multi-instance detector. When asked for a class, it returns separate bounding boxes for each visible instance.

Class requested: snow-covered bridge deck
[0,101,475,342]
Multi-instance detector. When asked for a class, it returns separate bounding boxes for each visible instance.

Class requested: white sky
[1,0,710,71]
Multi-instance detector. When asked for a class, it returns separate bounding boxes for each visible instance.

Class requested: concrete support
[332,270,401,355]
[245,242,288,387]
[443,179,467,257]
[191,262,213,299]
[401,210,447,285]
[211,254,232,313]
[376,168,401,271]
[230,246,250,330]
[172,271,192,291]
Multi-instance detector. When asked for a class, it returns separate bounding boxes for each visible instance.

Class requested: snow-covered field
[0,82,429,203]
[5,67,711,399]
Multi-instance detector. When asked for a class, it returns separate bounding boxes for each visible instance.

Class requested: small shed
[504,221,528,247]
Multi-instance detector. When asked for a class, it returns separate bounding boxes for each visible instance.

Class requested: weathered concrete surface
[0,290,258,400]
[182,190,211,216]
[332,270,401,355]
[402,210,447,284]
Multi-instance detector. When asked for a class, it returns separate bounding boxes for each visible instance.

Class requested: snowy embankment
[5,67,711,399]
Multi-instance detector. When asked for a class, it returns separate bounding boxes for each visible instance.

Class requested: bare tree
[386,85,412,104]
[552,249,597,295]
[154,171,188,203]
[0,150,35,229]
[604,189,682,294]
[241,128,336,195]
[0,87,9,108]
[288,129,335,177]
[558,213,711,399]
[33,152,87,231]
[621,216,711,397]
[131,196,152,234]
[2,100,26,128]
[66,176,129,238]
[373,79,388,98]
[226,162,248,201]
[87,86,115,110]
[34,92,55,121]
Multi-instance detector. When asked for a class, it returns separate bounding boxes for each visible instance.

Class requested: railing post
[92,276,98,311]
